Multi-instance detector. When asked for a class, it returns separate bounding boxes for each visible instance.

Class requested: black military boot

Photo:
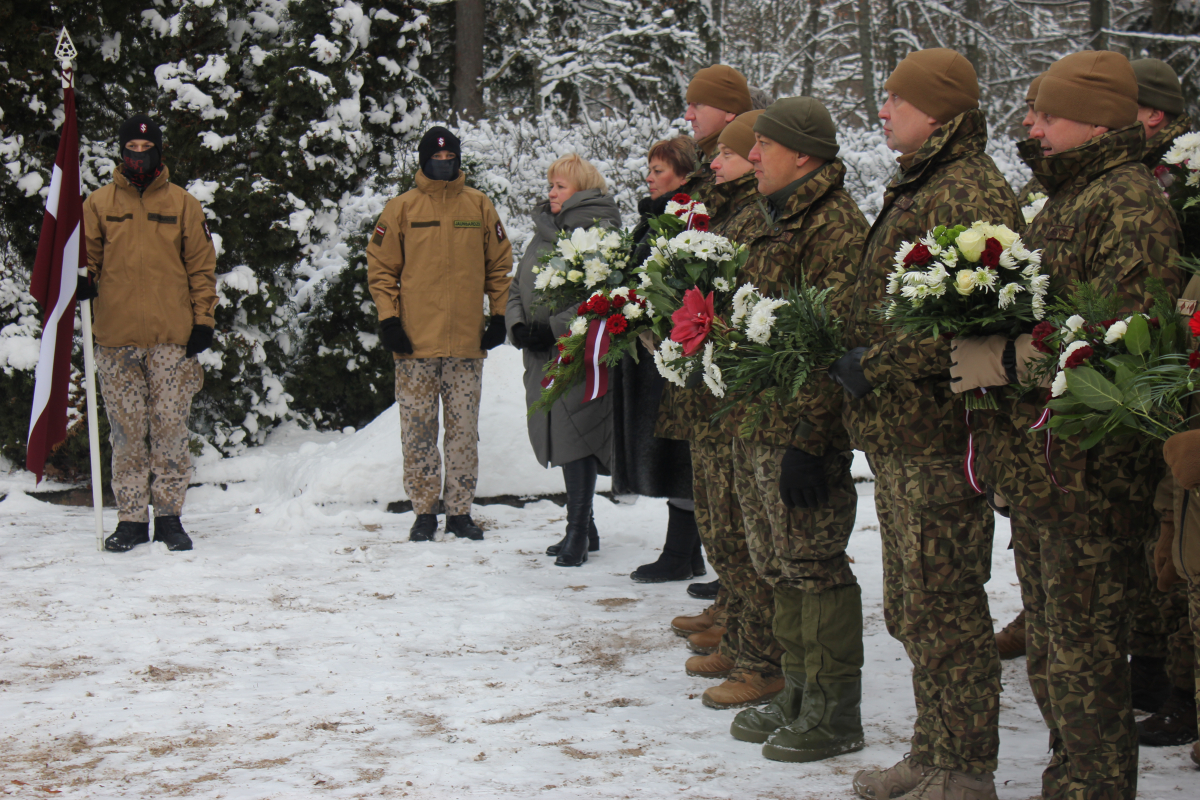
[410,514,438,542]
[446,514,484,541]
[546,515,598,556]
[556,457,598,567]
[1138,686,1199,747]
[630,503,701,582]
[690,536,707,578]
[1130,655,1170,713]
[153,516,193,551]
[688,579,721,599]
[104,521,150,552]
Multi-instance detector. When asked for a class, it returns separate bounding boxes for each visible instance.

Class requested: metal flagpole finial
[55,28,78,63]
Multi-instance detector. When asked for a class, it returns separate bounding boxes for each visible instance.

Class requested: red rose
[1031,321,1057,354]
[672,193,691,205]
[607,313,628,334]
[1064,345,1093,370]
[586,295,610,315]
[690,213,710,232]
[669,287,715,356]
[610,294,628,309]
[979,238,1003,268]
[904,243,933,267]
[1190,351,1200,369]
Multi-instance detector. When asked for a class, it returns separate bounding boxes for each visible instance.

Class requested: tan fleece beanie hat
[1131,58,1184,115]
[717,110,765,160]
[686,65,753,115]
[884,48,979,123]
[753,97,840,161]
[1026,73,1045,104]
[1036,51,1138,129]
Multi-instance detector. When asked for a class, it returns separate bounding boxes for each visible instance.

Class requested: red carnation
[1031,321,1057,354]
[672,193,691,205]
[1191,311,1200,338]
[904,243,933,267]
[578,302,589,316]
[586,295,611,315]
[611,294,628,309]
[607,313,628,334]
[1191,350,1200,369]
[690,213,710,232]
[1064,345,1093,370]
[560,354,573,364]
[979,238,1003,268]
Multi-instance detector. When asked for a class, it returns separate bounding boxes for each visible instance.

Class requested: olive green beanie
[1036,51,1138,129]
[884,48,979,123]
[753,97,839,160]
[1131,58,1184,115]
[717,110,765,161]
[686,65,753,116]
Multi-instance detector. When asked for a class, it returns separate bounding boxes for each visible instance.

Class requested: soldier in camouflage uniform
[827,50,1023,800]
[708,98,870,762]
[1014,74,1048,211]
[951,52,1182,800]
[82,114,218,553]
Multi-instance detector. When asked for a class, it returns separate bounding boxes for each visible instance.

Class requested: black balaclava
[118,114,163,192]
[418,125,462,182]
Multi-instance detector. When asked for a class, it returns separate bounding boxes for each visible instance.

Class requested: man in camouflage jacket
[951,52,1182,800]
[828,50,1023,800]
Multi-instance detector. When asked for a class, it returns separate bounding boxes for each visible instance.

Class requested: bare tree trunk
[453,0,485,120]
[858,0,877,121]
[708,0,723,64]
[883,0,898,76]
[800,0,822,96]
[1090,0,1110,51]
[963,0,982,74]
[1148,0,1174,59]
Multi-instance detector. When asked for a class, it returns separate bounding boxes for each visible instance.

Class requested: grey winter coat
[506,189,622,470]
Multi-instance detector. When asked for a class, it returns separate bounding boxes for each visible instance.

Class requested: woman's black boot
[545,515,599,556]
[556,457,598,567]
[630,502,701,582]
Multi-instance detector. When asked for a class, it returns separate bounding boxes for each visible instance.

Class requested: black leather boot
[556,457,598,567]
[546,515,598,556]
[630,503,701,582]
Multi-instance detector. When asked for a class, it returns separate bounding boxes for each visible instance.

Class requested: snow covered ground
[2,347,1198,798]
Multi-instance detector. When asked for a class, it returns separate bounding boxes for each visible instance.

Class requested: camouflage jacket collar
[889,108,988,193]
[1018,123,1145,197]
[749,159,847,233]
[1144,113,1194,167]
[710,170,758,208]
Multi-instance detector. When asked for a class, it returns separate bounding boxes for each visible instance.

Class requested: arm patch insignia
[373,223,387,246]
[496,222,506,241]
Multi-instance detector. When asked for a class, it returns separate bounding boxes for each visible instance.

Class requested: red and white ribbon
[582,317,610,402]
[963,409,984,494]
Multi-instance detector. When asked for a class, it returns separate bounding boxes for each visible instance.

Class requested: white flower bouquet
[532,225,634,313]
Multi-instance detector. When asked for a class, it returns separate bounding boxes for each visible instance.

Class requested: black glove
[779,448,829,510]
[380,317,413,355]
[481,314,506,350]
[510,323,530,350]
[185,324,214,357]
[829,347,873,399]
[76,273,98,301]
[526,321,557,351]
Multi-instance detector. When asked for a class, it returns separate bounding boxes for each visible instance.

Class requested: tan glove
[1163,429,1200,490]
[638,329,659,354]
[1154,520,1182,591]
[949,333,1045,393]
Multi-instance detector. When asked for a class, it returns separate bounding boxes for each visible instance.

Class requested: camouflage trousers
[96,344,203,522]
[1128,527,1194,690]
[1190,577,1200,735]
[732,441,858,593]
[870,452,1000,775]
[1010,512,1139,800]
[691,436,783,676]
[395,357,483,516]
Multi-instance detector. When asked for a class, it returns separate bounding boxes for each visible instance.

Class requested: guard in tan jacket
[82,114,218,553]
[366,126,513,542]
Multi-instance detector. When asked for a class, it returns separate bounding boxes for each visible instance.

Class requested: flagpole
[55,30,104,551]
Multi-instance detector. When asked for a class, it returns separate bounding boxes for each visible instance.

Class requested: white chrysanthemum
[653,339,693,387]
[623,303,644,320]
[885,301,898,319]
[1164,132,1200,165]
[1104,320,1128,344]
[1051,370,1069,397]
[894,241,916,266]
[534,269,554,290]
[901,270,927,286]
[638,271,653,289]
[691,202,708,216]
[665,200,686,216]
[701,342,726,398]
[644,298,655,316]
[611,286,630,299]
[1059,340,1090,369]
[732,283,760,327]
[998,282,1023,309]
[923,264,950,287]
[547,272,567,289]
[940,248,959,268]
[973,268,998,292]
[998,251,1017,269]
[583,258,610,286]
[1188,172,1200,188]
[747,298,788,344]
[713,277,731,292]
[566,269,584,283]
[570,316,588,337]
[1031,294,1047,320]
[886,270,905,295]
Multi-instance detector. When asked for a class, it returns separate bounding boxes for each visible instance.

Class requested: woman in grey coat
[506,154,621,567]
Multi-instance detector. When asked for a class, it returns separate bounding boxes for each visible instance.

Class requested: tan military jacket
[367,170,513,359]
[82,166,218,348]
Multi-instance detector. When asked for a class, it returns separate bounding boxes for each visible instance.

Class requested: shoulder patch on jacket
[496,221,506,241]
[1046,225,1074,241]
[1178,298,1197,316]
[454,219,482,228]
[105,213,133,222]
[894,196,914,211]
[147,213,178,224]
[373,223,387,245]
[411,220,440,228]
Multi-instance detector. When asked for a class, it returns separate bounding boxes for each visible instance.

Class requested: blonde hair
[547,153,606,193]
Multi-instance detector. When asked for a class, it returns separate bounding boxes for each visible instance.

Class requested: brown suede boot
[701,669,785,709]
[994,610,1026,660]
[854,754,931,799]
[671,604,722,637]
[687,625,726,655]
[893,767,998,799]
[685,651,735,679]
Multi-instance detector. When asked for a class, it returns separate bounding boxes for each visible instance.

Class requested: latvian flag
[26,83,86,482]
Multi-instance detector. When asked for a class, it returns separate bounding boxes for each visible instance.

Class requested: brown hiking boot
[685,651,735,679]
[1138,686,1199,747]
[854,753,931,799]
[994,610,1026,660]
[687,625,726,654]
[894,768,997,800]
[671,604,721,637]
[701,669,784,709]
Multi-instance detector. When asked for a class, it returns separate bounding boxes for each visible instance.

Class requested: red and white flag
[26,83,86,482]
